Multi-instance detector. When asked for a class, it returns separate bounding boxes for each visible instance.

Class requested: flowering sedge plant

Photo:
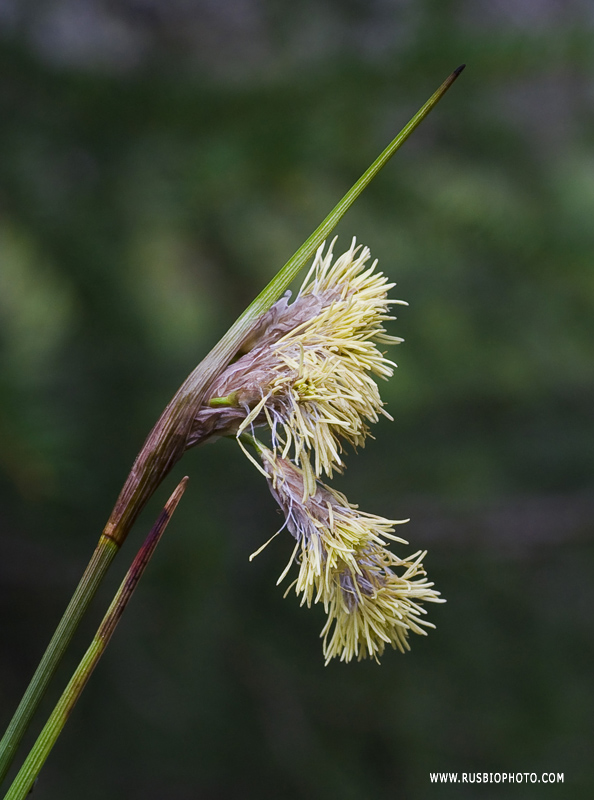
[202,238,444,663]
[0,66,464,799]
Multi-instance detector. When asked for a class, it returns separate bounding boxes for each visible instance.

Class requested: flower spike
[248,446,443,663]
[193,239,405,479]
[193,238,444,663]
[321,544,444,664]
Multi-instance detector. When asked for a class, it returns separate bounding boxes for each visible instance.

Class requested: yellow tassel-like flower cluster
[237,237,405,477]
[193,238,443,662]
[258,448,443,663]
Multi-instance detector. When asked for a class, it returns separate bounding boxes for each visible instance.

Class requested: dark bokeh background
[1,2,593,798]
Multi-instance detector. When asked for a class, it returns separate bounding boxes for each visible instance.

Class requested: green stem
[3,478,188,800]
[208,392,239,407]
[0,536,119,784]
[0,65,464,784]
[238,432,265,454]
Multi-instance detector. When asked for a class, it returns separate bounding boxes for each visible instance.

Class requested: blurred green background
[1,2,593,798]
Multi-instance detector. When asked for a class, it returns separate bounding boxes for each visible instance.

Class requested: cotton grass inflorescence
[192,238,444,662]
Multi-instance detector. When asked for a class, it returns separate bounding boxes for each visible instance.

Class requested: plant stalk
[3,478,188,800]
[0,65,464,785]
[0,536,118,783]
